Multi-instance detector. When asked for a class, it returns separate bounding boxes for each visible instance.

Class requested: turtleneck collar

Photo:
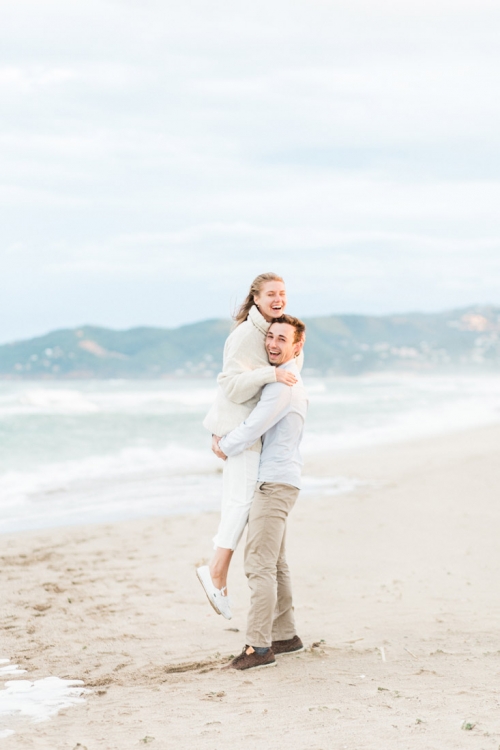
[248,304,270,335]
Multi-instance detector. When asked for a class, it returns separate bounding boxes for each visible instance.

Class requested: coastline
[3,372,500,535]
[2,422,500,748]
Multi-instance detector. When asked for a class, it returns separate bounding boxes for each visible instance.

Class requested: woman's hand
[212,434,227,461]
[275,369,298,386]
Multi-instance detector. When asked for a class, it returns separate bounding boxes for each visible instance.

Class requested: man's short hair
[270,315,306,344]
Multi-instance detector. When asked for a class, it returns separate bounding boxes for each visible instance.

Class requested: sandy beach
[2,423,500,749]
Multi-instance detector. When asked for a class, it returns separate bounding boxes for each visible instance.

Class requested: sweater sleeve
[217,363,277,404]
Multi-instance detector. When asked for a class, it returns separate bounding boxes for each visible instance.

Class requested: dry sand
[1,423,500,749]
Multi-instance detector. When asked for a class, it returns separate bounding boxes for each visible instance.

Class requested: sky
[2,0,500,343]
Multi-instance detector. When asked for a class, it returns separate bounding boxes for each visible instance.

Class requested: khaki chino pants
[244,481,300,648]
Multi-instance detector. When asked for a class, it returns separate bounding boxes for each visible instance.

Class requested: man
[214,314,308,671]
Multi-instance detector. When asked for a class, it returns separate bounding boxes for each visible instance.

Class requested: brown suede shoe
[223,645,277,671]
[271,635,304,655]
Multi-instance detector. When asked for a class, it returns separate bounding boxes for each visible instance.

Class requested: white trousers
[213,449,260,551]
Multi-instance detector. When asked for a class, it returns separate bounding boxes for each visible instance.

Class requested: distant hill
[1,306,499,379]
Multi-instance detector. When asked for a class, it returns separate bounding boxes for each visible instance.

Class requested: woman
[197,272,303,619]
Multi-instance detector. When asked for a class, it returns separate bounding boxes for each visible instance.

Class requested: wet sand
[1,423,500,749]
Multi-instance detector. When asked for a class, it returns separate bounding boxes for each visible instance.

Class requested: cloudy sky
[2,0,500,343]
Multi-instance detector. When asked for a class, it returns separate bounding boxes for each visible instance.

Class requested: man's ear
[293,336,305,357]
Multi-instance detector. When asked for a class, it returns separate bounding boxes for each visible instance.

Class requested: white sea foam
[93,387,217,409]
[301,476,368,495]
[304,382,327,395]
[0,662,26,678]
[0,471,224,534]
[0,660,87,739]
[0,385,217,416]
[302,395,500,455]
[0,443,225,533]
[0,470,363,534]
[0,678,87,723]
[0,375,499,534]
[15,389,99,413]
[1,444,220,505]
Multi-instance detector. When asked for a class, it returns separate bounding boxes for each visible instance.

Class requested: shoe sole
[274,646,305,656]
[224,660,277,671]
[245,660,277,670]
[196,568,222,616]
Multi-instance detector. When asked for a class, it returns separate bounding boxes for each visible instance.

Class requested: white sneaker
[196,566,232,620]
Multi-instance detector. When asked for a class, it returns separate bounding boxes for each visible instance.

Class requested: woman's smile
[254,280,287,322]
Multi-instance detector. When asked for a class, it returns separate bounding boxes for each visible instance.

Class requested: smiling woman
[234,273,287,325]
[196,273,304,619]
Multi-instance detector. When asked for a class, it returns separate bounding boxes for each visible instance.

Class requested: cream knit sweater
[203,305,303,452]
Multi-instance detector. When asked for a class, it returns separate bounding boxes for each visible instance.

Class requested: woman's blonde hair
[234,272,284,326]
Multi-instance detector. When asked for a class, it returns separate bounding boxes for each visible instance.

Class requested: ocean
[1,374,499,534]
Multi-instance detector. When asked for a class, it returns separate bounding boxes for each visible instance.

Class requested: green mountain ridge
[1,306,499,379]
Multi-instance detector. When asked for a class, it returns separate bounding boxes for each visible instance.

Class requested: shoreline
[2,367,500,380]
[3,373,500,537]
[2,419,500,538]
[2,423,500,748]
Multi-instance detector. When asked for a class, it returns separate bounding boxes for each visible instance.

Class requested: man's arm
[218,381,292,457]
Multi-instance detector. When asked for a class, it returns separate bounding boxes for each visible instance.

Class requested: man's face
[266,323,299,365]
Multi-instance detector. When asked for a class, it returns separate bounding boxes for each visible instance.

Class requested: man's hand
[275,369,298,386]
[211,434,227,461]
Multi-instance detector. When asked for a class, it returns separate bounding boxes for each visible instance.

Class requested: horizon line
[1,302,497,348]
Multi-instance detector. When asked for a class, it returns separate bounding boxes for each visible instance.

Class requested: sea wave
[0,444,221,507]
[303,396,500,454]
[16,389,99,413]
[0,444,366,534]
[1,375,500,534]
[0,386,217,416]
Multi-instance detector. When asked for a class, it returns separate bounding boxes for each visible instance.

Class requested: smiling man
[214,314,308,671]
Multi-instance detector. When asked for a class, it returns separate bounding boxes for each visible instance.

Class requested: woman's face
[254,280,287,322]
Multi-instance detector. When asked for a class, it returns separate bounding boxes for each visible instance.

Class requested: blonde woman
[197,272,303,619]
